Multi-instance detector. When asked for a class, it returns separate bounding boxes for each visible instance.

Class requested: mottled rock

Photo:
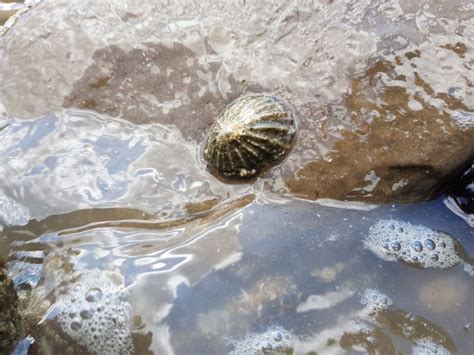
[286,45,474,202]
[63,43,254,140]
[1,0,473,202]
[0,264,22,353]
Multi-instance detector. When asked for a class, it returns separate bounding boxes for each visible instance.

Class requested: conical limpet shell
[203,94,298,179]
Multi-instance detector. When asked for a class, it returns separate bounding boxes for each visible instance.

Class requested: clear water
[0,111,472,354]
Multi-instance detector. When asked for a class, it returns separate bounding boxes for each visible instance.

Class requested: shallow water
[0,110,471,354]
[0,0,473,354]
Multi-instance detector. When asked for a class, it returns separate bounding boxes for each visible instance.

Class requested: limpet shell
[204,94,297,179]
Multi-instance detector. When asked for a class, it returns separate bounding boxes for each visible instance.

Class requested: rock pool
[0,110,471,354]
[0,0,473,354]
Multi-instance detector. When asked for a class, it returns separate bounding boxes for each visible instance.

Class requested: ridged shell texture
[204,95,297,178]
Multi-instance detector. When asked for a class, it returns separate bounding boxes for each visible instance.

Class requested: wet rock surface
[286,46,474,202]
[1,0,473,202]
[0,263,22,354]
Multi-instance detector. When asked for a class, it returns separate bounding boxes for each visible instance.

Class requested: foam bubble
[412,338,450,355]
[451,110,474,130]
[52,269,133,355]
[365,219,463,269]
[360,289,392,313]
[463,264,474,276]
[229,326,295,355]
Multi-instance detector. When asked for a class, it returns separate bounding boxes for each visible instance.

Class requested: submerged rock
[0,264,22,353]
[1,0,473,202]
[23,251,134,355]
[418,276,470,314]
[294,288,457,354]
[196,276,299,338]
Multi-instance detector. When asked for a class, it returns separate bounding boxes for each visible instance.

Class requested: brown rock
[1,0,473,203]
[286,49,474,202]
[63,43,260,141]
[0,265,22,353]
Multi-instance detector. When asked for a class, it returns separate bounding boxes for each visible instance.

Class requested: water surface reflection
[4,195,473,354]
[0,111,472,354]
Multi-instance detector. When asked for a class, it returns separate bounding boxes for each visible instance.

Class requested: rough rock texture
[1,0,473,203]
[286,46,474,202]
[0,265,22,353]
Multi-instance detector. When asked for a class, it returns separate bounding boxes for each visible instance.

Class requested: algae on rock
[0,265,22,353]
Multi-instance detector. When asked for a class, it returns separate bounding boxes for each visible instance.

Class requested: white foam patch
[365,219,463,269]
[451,110,474,130]
[229,326,295,355]
[463,264,474,276]
[360,289,392,313]
[412,338,450,355]
[52,269,133,355]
